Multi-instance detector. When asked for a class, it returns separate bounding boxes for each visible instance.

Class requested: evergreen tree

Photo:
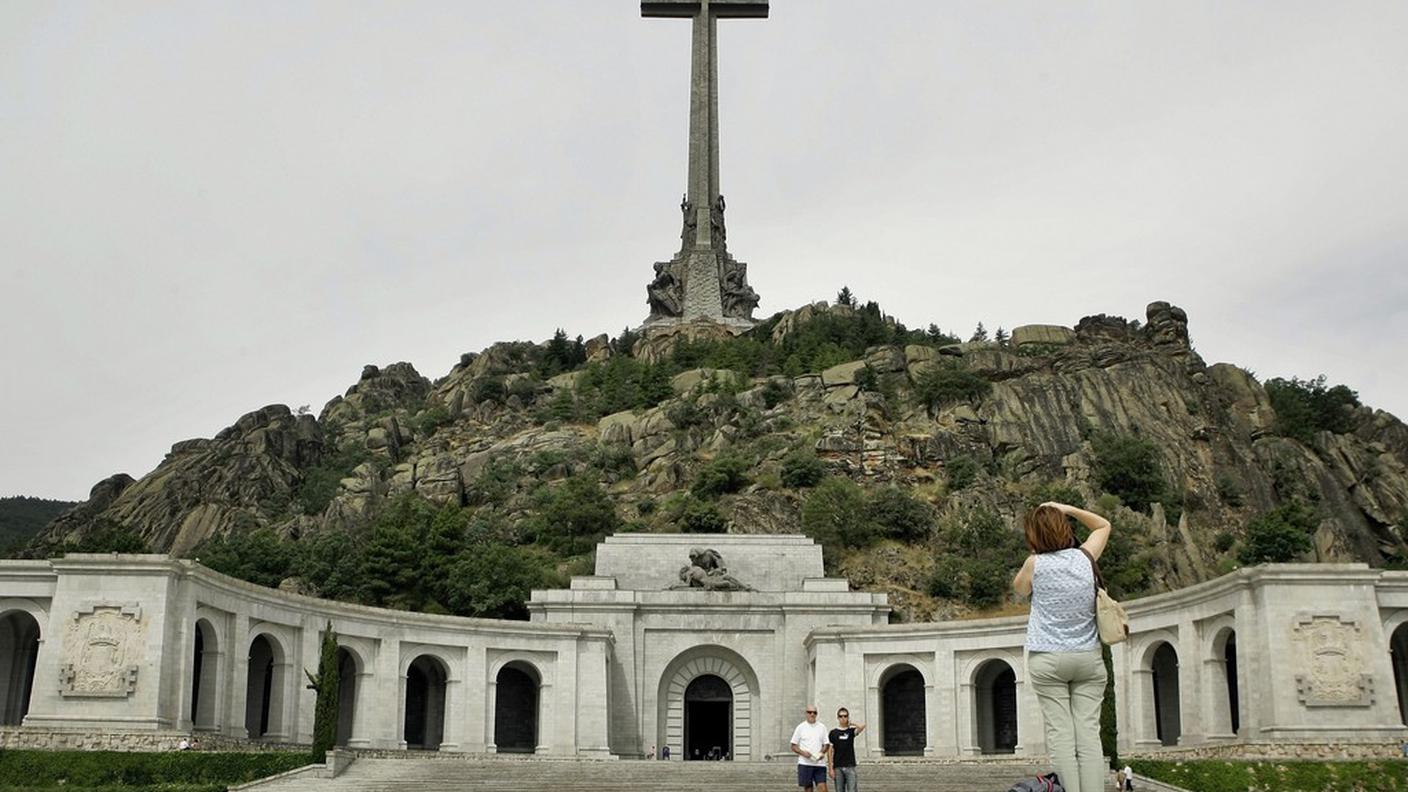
[612,326,640,357]
[836,286,857,308]
[994,326,1009,346]
[305,622,340,763]
[970,322,989,343]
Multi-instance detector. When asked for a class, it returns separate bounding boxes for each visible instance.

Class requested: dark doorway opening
[684,674,732,760]
[1224,634,1239,735]
[0,611,40,726]
[976,660,1018,754]
[1151,642,1181,746]
[244,634,277,738]
[335,648,357,746]
[404,656,447,750]
[494,663,539,753]
[881,666,926,756]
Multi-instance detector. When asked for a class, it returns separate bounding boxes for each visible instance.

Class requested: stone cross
[641,0,765,326]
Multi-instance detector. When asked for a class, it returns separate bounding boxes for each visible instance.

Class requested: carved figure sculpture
[672,547,753,591]
[679,193,696,252]
[721,259,759,319]
[647,260,684,318]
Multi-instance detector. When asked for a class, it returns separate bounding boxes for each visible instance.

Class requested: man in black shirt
[827,707,867,792]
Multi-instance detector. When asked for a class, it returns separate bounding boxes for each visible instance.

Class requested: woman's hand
[1039,501,1071,513]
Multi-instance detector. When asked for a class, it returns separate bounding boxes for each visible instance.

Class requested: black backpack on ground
[1007,772,1064,792]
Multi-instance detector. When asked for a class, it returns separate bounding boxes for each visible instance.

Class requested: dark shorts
[798,763,827,787]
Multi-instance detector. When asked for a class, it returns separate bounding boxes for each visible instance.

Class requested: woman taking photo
[1012,501,1112,792]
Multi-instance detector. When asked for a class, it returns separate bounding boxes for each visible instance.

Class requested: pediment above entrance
[594,534,823,593]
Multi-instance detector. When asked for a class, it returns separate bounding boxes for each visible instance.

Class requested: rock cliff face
[32,301,1408,613]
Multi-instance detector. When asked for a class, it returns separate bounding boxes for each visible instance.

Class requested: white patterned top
[1025,548,1099,652]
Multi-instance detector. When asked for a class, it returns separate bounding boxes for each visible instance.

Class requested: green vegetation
[306,622,340,764]
[1265,374,1362,443]
[802,478,936,550]
[912,364,992,414]
[1100,644,1117,770]
[944,456,980,490]
[0,750,308,791]
[1090,431,1171,515]
[780,449,827,488]
[672,495,728,533]
[1133,759,1408,791]
[1239,501,1317,564]
[0,495,76,549]
[293,446,373,516]
[525,474,622,555]
[692,453,752,498]
[928,507,1026,608]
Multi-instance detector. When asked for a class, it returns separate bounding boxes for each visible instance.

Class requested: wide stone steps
[246,757,1117,791]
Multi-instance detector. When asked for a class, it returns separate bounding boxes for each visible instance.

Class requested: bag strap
[1078,547,1107,592]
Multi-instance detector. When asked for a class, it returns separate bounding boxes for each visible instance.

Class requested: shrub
[440,543,556,619]
[308,622,340,763]
[677,496,728,533]
[525,474,621,555]
[470,376,506,404]
[294,446,373,516]
[929,508,1026,608]
[0,750,308,788]
[866,486,934,542]
[1090,431,1169,514]
[1215,473,1244,507]
[1239,501,1316,564]
[693,453,752,498]
[780,449,827,488]
[191,528,295,589]
[945,456,980,490]
[56,521,150,555]
[761,379,791,408]
[415,405,452,436]
[913,364,991,413]
[802,477,873,548]
[1264,374,1361,443]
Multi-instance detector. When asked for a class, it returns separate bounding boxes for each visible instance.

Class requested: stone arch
[1206,625,1239,737]
[880,663,927,756]
[1390,620,1408,726]
[0,608,41,726]
[334,645,363,746]
[244,632,288,739]
[404,654,449,750]
[658,646,759,762]
[190,618,222,730]
[1142,639,1181,746]
[493,660,541,754]
[972,658,1018,754]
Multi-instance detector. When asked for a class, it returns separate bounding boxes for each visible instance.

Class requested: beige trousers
[1028,648,1108,792]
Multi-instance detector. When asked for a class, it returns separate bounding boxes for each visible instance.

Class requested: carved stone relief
[59,603,144,698]
[1292,613,1374,707]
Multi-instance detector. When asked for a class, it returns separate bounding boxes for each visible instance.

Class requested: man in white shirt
[789,704,830,791]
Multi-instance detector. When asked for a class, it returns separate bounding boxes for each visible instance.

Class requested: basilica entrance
[684,674,732,760]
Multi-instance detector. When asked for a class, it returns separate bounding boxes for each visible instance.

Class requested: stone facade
[1,540,1407,760]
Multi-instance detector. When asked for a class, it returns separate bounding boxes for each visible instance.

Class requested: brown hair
[1024,505,1076,554]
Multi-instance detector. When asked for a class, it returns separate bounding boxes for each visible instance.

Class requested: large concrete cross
[642,0,767,253]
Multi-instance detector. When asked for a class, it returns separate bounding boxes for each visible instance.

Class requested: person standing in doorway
[828,707,866,792]
[790,704,830,792]
[1012,501,1112,792]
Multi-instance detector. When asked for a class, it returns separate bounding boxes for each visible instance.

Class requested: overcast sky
[3,1,1406,501]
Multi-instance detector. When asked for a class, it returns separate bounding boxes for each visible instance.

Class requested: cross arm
[641,1,768,19]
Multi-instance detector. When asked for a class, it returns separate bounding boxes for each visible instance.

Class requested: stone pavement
[242,756,1119,791]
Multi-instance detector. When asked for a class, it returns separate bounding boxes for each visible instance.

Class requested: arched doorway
[493,662,539,754]
[334,648,358,746]
[658,648,759,761]
[190,619,220,730]
[1391,623,1408,726]
[0,611,40,726]
[974,659,1018,754]
[1150,642,1181,746]
[404,655,448,750]
[244,634,284,739]
[684,674,732,760]
[881,665,926,756]
[1222,633,1239,735]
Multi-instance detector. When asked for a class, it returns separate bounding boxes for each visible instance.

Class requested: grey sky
[2,1,1405,500]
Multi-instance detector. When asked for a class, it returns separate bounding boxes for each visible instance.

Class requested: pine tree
[836,286,857,308]
[994,326,1009,346]
[305,622,340,763]
[970,322,989,343]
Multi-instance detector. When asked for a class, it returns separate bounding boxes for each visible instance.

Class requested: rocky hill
[0,496,78,549]
[28,299,1408,621]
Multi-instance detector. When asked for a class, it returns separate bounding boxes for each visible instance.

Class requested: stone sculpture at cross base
[641,0,766,330]
[671,547,754,591]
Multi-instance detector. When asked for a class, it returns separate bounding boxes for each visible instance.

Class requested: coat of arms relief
[1292,613,1374,707]
[59,603,144,698]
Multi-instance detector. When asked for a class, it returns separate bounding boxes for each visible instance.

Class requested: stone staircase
[242,756,1118,791]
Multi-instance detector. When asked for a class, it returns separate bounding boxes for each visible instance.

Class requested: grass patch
[1134,759,1408,792]
[0,750,309,791]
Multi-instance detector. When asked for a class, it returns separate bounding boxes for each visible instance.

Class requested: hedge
[0,751,308,790]
[1134,759,1408,792]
